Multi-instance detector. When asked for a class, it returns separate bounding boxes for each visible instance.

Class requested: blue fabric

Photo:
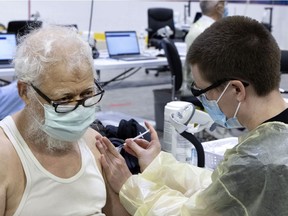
[0,81,24,119]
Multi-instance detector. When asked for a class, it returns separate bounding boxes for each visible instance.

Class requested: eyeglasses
[190,78,249,97]
[31,79,105,113]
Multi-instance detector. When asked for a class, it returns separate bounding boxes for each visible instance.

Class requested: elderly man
[97,16,288,215]
[0,26,129,215]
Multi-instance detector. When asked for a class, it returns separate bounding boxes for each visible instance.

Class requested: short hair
[200,0,219,15]
[13,25,94,86]
[187,16,281,96]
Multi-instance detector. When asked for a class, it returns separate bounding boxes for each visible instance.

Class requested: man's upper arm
[0,182,6,215]
[0,145,9,215]
[0,129,15,215]
[84,127,103,172]
[103,183,131,216]
[84,128,130,215]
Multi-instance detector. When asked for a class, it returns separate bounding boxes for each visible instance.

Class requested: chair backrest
[59,24,78,30]
[281,50,288,73]
[193,12,202,23]
[7,20,42,42]
[161,38,183,99]
[147,8,175,42]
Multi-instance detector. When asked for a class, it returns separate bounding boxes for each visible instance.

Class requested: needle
[131,129,150,141]
[115,129,150,152]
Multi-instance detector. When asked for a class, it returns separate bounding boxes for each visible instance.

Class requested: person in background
[96,16,288,215]
[0,25,129,216]
[182,0,227,96]
[0,80,25,120]
[0,23,6,32]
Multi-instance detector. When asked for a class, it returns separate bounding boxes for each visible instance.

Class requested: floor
[97,68,171,126]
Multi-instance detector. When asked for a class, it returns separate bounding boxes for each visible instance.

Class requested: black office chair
[7,20,42,43]
[281,50,288,73]
[58,24,78,31]
[280,50,288,94]
[145,8,175,77]
[160,37,203,109]
[146,8,175,48]
[193,12,202,23]
[161,37,206,167]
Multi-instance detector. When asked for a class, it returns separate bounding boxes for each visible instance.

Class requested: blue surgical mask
[198,82,243,129]
[223,3,229,17]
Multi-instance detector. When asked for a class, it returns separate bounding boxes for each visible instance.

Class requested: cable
[100,67,141,87]
[113,68,141,82]
[180,131,205,167]
[87,0,94,43]
[0,78,11,86]
[28,0,31,20]
[100,68,134,87]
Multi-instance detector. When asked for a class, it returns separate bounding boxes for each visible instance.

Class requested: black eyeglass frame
[31,79,105,113]
[190,78,249,97]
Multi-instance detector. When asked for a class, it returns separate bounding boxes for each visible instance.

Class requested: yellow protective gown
[120,122,288,216]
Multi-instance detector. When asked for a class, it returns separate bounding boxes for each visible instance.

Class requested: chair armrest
[145,28,153,33]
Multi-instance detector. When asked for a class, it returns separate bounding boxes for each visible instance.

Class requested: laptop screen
[0,33,17,62]
[105,31,140,56]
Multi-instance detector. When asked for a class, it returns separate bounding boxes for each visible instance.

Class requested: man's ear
[215,1,224,16]
[231,80,246,102]
[17,81,30,104]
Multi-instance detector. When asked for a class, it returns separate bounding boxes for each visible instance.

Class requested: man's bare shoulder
[0,128,21,178]
[83,127,102,158]
[81,127,103,173]
[0,128,16,163]
[0,127,18,187]
[0,127,26,216]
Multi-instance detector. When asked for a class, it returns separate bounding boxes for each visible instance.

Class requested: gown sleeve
[120,123,288,216]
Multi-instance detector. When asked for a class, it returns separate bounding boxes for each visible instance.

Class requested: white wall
[0,0,287,49]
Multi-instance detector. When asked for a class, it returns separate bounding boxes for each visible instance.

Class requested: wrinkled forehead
[38,62,94,86]
[30,33,94,83]
[35,65,95,100]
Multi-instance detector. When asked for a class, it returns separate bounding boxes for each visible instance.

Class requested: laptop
[105,31,157,61]
[0,33,17,68]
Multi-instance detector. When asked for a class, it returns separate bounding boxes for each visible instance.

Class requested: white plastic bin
[202,137,238,170]
[163,101,194,163]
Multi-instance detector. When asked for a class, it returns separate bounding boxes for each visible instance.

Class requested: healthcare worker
[96,16,288,216]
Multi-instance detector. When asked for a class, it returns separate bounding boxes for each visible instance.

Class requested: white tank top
[0,116,106,216]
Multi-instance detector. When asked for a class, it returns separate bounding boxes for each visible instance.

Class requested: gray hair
[200,0,219,15]
[13,25,94,85]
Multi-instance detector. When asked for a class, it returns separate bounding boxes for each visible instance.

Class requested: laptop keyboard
[0,63,13,69]
[112,55,157,61]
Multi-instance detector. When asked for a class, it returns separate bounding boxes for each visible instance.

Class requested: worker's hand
[124,122,161,172]
[96,136,132,194]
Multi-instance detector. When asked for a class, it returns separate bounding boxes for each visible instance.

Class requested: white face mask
[39,104,97,142]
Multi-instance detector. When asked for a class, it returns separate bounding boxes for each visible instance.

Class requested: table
[94,56,173,71]
[0,67,15,78]
[0,58,172,79]
[1,53,186,83]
